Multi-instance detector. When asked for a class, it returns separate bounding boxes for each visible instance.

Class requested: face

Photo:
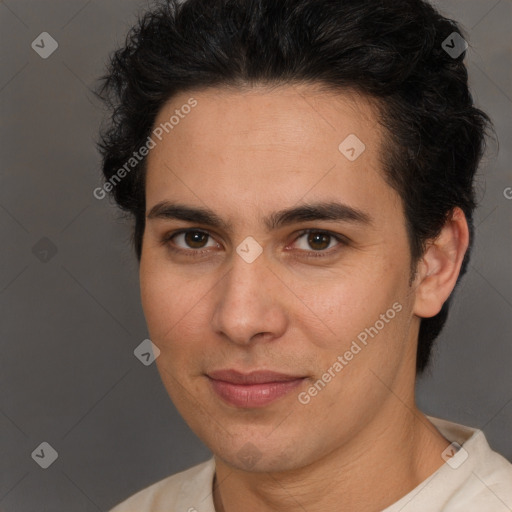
[140,85,421,472]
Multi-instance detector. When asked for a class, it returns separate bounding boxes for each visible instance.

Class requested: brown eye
[293,230,344,254]
[306,232,331,251]
[183,230,209,249]
[164,229,219,253]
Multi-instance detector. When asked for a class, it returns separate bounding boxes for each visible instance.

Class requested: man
[97,0,512,510]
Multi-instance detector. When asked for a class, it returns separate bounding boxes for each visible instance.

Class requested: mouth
[206,369,307,408]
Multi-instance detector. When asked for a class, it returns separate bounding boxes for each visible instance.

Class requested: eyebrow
[146,200,372,233]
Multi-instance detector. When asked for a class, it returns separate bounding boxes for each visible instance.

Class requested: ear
[413,207,470,318]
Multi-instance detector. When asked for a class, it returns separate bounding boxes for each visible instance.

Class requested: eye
[163,229,220,256]
[290,229,347,256]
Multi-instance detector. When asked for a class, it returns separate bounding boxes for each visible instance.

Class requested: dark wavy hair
[96,0,492,373]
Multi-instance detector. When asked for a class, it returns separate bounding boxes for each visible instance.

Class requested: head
[97,0,491,472]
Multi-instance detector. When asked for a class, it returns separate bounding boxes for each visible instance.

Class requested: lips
[206,369,306,408]
[208,369,304,384]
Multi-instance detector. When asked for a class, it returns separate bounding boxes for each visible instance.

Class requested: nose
[210,249,289,346]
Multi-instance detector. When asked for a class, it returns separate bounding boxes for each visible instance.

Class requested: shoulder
[450,432,512,510]
[431,416,512,511]
[384,417,512,512]
[109,458,216,512]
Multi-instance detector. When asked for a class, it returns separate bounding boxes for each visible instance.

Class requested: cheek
[140,260,188,340]
[300,275,412,391]
[139,266,170,337]
[139,259,217,359]
[291,265,404,349]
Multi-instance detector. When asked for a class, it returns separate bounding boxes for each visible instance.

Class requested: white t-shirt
[109,416,512,511]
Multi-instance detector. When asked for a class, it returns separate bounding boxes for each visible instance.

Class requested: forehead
[151,84,380,150]
[144,84,398,221]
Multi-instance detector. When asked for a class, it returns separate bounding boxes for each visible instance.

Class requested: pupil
[309,232,329,250]
[186,231,207,248]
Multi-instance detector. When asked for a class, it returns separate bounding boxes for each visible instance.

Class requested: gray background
[0,0,510,510]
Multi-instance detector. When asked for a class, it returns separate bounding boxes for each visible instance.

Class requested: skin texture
[139,85,469,512]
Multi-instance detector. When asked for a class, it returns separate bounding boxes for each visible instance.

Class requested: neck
[212,404,450,512]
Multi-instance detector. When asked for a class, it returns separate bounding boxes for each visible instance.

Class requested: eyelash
[160,228,348,259]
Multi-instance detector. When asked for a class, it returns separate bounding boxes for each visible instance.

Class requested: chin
[211,434,308,473]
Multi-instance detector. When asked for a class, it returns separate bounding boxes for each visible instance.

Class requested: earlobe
[413,207,470,319]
